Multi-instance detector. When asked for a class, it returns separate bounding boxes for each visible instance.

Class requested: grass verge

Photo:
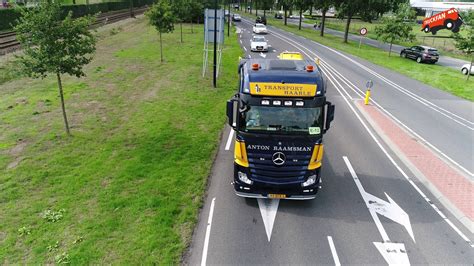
[239,12,473,101]
[0,17,240,264]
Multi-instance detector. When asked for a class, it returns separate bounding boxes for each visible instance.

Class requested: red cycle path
[358,101,473,222]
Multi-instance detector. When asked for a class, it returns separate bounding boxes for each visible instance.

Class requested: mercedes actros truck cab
[226,58,335,200]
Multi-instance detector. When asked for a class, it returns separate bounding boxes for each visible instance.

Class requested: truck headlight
[302,174,317,187]
[238,171,253,185]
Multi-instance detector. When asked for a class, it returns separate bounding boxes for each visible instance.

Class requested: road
[184,18,473,265]
[285,17,470,70]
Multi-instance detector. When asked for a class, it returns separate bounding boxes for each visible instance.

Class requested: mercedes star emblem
[272,152,286,166]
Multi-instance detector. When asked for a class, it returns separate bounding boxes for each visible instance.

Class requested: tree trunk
[389,42,393,57]
[264,9,266,17]
[344,12,352,43]
[468,56,473,81]
[320,8,327,37]
[309,4,312,16]
[180,22,183,43]
[255,0,258,16]
[191,21,193,34]
[284,8,287,25]
[72,0,76,4]
[298,8,302,30]
[56,73,71,136]
[160,31,163,63]
[129,0,134,18]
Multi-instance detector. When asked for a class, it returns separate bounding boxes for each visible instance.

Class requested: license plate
[268,193,286,199]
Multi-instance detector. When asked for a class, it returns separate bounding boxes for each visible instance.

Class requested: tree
[336,0,405,43]
[171,0,190,43]
[453,10,474,80]
[375,2,416,56]
[280,0,293,26]
[188,0,203,34]
[14,2,96,136]
[261,0,273,17]
[146,0,175,63]
[313,0,333,37]
[294,0,311,30]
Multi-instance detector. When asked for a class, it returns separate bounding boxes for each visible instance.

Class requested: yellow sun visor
[249,82,317,97]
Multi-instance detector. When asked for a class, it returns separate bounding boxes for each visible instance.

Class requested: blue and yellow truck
[226,58,335,200]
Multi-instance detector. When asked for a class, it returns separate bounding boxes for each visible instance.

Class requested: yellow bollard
[315,57,320,65]
[364,89,371,105]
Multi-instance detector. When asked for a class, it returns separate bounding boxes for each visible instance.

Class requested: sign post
[359,27,367,49]
[364,79,373,105]
[203,8,225,84]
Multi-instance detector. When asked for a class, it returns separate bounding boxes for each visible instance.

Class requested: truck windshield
[239,105,323,135]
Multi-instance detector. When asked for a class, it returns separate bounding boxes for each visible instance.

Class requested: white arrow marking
[257,198,279,241]
[374,242,410,266]
[235,27,242,34]
[259,52,266,58]
[343,156,411,265]
[365,192,415,242]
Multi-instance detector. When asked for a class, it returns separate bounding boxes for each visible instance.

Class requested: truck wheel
[416,57,422,63]
[423,26,430,33]
[445,19,454,29]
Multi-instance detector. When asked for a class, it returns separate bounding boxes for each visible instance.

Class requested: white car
[253,23,267,34]
[250,35,268,52]
[461,63,473,75]
[289,14,305,19]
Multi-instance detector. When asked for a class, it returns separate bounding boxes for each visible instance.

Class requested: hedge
[0,0,154,32]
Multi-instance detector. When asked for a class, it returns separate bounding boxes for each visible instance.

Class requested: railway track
[0,7,147,56]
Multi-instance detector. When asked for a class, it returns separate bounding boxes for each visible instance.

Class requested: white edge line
[327,236,341,266]
[225,129,235,151]
[201,197,216,266]
[243,46,247,51]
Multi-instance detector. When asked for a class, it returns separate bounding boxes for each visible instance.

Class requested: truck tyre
[423,26,430,33]
[445,19,454,30]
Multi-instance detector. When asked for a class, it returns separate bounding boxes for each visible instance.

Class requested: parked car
[250,35,268,52]
[274,11,283,19]
[461,63,473,75]
[253,23,268,34]
[400,45,439,64]
[232,14,241,22]
[256,16,267,25]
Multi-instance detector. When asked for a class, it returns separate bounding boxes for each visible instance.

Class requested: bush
[0,8,21,31]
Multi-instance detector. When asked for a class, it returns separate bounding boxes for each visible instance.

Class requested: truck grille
[247,152,310,184]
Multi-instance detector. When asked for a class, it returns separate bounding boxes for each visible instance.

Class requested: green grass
[239,12,473,101]
[0,18,241,263]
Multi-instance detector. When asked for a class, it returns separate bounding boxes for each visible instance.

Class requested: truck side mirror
[227,99,238,129]
[324,101,335,133]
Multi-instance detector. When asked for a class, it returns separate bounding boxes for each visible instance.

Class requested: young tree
[281,0,293,26]
[146,0,175,63]
[453,10,474,80]
[375,2,416,56]
[188,0,203,34]
[261,0,273,17]
[294,0,311,30]
[171,0,190,43]
[314,0,333,37]
[14,1,96,136]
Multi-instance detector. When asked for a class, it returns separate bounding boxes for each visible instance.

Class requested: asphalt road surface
[285,17,470,70]
[184,18,473,265]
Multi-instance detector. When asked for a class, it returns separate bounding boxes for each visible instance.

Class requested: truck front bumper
[233,165,321,200]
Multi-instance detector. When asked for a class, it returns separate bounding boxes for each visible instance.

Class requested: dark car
[400,45,439,64]
[256,16,267,25]
[232,14,241,22]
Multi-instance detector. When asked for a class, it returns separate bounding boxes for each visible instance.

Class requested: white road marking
[240,17,473,245]
[243,46,247,51]
[248,54,252,58]
[327,236,341,266]
[257,199,279,241]
[259,52,266,58]
[201,197,216,266]
[225,129,234,151]
[343,156,411,265]
[240,39,242,44]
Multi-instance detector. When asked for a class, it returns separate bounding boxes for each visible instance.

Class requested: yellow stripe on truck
[308,144,323,170]
[234,140,249,167]
[249,82,317,97]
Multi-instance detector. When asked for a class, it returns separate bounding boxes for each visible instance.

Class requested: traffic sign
[360,27,368,36]
[366,80,373,89]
